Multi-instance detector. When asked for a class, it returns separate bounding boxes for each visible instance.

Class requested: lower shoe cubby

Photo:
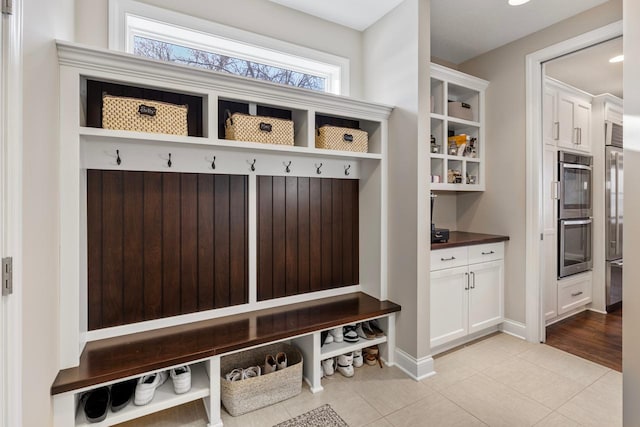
[74,361,210,426]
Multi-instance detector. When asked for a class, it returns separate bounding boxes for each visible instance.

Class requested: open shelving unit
[429,63,488,192]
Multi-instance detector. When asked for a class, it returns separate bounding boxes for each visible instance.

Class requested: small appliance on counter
[431,193,450,243]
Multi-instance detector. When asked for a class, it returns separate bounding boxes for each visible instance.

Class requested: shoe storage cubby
[429,63,488,191]
[74,361,211,427]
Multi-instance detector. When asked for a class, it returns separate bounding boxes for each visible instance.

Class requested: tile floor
[119,333,622,427]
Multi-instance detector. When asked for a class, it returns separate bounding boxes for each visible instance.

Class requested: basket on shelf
[315,125,368,153]
[224,110,295,145]
[101,94,188,135]
[220,342,303,416]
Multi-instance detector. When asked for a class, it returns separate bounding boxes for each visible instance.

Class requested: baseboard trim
[499,319,527,340]
[588,308,608,315]
[394,347,435,381]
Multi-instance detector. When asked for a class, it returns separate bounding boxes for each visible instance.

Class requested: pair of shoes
[356,322,376,340]
[368,319,385,337]
[329,327,343,343]
[364,346,383,368]
[343,325,359,343]
[337,353,354,377]
[134,366,191,405]
[321,330,332,346]
[81,378,139,421]
[264,352,288,374]
[225,365,262,382]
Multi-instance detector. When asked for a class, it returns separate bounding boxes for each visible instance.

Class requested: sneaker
[264,355,277,374]
[353,349,363,368]
[276,352,288,370]
[170,365,191,394]
[83,387,110,423]
[321,358,335,376]
[110,379,136,412]
[225,368,244,382]
[134,371,168,406]
[337,353,354,377]
[323,331,334,346]
[242,366,261,379]
[356,322,376,340]
[364,345,382,368]
[329,327,344,343]
[343,325,359,343]
[368,319,385,337]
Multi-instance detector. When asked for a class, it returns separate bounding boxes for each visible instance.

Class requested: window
[109,0,349,95]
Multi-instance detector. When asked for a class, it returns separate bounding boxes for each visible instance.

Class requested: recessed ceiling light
[609,55,624,63]
[508,0,531,5]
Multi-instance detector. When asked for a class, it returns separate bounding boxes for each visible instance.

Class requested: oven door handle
[563,219,592,226]
[561,163,592,171]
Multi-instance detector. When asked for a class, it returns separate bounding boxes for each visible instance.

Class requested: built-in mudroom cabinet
[52,42,396,426]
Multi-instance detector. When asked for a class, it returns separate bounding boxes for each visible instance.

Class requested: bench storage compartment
[220,342,303,416]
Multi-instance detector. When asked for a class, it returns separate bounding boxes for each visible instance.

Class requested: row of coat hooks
[113,150,353,176]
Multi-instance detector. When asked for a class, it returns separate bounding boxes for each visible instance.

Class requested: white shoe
[276,352,288,370]
[170,366,191,394]
[329,327,343,343]
[264,355,277,374]
[242,366,261,379]
[324,333,334,345]
[337,353,354,377]
[353,350,363,368]
[343,325,359,343]
[134,371,168,405]
[321,358,335,376]
[225,368,243,382]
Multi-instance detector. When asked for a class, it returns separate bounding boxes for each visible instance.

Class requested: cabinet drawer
[431,247,468,271]
[468,243,503,265]
[558,273,592,315]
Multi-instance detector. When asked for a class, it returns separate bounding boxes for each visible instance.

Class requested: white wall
[363,0,431,364]
[75,0,365,98]
[22,0,75,425]
[457,0,622,323]
[623,0,640,423]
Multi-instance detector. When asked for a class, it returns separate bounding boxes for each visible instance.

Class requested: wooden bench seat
[51,292,400,395]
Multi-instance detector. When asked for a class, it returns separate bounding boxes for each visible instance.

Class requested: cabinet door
[557,93,576,150]
[468,260,504,334]
[543,87,557,146]
[430,266,469,348]
[574,101,591,153]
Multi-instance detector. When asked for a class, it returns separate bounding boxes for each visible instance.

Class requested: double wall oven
[558,151,593,278]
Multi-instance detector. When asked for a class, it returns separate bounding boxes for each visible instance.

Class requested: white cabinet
[545,78,592,153]
[430,243,504,349]
[430,64,489,191]
[543,146,558,321]
[557,272,592,315]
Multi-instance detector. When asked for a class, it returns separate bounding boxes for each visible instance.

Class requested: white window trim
[108,0,350,95]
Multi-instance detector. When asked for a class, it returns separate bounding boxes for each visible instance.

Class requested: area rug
[274,404,348,427]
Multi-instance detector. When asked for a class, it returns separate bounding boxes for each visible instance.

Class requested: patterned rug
[274,404,348,427]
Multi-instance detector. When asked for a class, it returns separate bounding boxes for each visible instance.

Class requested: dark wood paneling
[257,177,359,301]
[123,172,144,324]
[87,171,248,330]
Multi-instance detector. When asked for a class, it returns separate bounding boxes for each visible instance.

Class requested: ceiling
[545,37,623,98]
[268,0,405,31]
[431,0,609,64]
[271,0,611,66]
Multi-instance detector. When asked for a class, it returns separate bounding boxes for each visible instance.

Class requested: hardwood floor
[546,308,622,371]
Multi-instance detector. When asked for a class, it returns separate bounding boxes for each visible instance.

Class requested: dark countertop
[432,231,509,250]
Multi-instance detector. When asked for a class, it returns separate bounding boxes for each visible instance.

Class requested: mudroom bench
[51,292,400,427]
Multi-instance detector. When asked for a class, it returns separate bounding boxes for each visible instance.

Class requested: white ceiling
[545,37,623,98]
[268,0,405,31]
[431,0,609,64]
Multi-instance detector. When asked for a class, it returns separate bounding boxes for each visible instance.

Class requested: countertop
[431,231,509,250]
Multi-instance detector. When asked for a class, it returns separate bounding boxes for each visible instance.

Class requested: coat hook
[250,159,257,172]
[316,163,323,175]
[211,156,216,170]
[116,150,121,166]
[285,161,292,173]
[167,153,172,168]
[344,164,351,176]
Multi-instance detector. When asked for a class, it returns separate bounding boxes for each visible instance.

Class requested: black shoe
[110,379,137,412]
[83,386,110,423]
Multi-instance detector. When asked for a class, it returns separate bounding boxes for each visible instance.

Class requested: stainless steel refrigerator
[605,121,623,312]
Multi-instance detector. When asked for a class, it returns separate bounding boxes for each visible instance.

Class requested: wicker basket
[220,342,303,416]
[102,95,188,135]
[315,125,368,153]
[225,111,294,145]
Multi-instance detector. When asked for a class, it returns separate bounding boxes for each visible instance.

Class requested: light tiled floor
[120,333,622,426]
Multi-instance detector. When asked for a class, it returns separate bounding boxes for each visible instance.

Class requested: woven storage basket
[102,95,188,135]
[315,125,368,153]
[225,111,294,146]
[220,342,303,416]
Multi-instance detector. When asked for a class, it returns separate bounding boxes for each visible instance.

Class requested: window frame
[108,0,350,95]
